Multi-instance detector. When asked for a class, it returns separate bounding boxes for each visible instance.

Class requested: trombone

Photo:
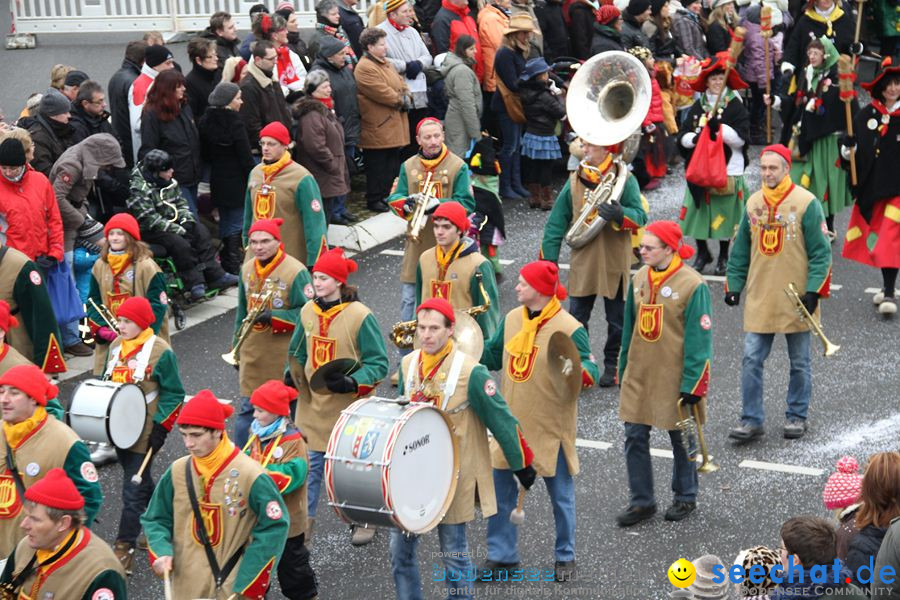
[89,297,119,334]
[407,171,436,244]
[222,281,275,366]
[676,399,719,473]
[784,283,840,357]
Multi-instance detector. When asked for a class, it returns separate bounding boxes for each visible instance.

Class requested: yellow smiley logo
[667,558,697,588]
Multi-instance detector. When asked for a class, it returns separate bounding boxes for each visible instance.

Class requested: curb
[327,211,407,253]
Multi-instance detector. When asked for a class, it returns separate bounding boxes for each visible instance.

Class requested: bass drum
[68,379,147,449]
[324,397,459,534]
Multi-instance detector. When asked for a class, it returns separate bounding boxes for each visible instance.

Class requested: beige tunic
[399,153,467,283]
[294,301,371,452]
[418,248,484,309]
[567,172,634,299]
[491,308,583,478]
[402,349,496,524]
[0,247,38,363]
[743,186,821,333]
[0,343,31,375]
[249,432,309,538]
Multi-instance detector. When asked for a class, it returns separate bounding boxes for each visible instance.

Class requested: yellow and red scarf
[505,296,562,359]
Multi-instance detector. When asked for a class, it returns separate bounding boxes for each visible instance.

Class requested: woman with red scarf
[309,0,358,71]
[252,12,309,103]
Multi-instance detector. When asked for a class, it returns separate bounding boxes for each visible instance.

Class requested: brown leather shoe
[350,524,376,546]
[527,183,542,208]
[113,541,135,575]
[540,186,555,211]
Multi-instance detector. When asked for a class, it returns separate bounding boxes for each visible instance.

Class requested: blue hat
[519,58,551,82]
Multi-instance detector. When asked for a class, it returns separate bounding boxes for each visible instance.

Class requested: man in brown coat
[354,27,410,212]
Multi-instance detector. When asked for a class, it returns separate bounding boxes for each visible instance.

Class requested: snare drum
[68,379,147,449]
[324,397,459,534]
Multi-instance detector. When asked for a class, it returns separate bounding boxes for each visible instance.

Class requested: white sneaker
[878,298,897,315]
[874,290,885,304]
[90,443,118,466]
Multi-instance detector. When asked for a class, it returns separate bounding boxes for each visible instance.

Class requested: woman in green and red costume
[677,51,751,276]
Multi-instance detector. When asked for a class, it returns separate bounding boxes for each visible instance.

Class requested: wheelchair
[147,242,219,331]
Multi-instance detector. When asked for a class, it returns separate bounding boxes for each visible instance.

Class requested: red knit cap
[0,300,19,334]
[417,297,456,324]
[596,5,620,24]
[177,389,234,430]
[761,144,792,168]
[24,468,85,511]
[0,364,58,406]
[104,213,141,241]
[116,296,155,330]
[313,247,358,284]
[645,220,696,259]
[823,456,863,510]
[259,121,291,146]
[249,218,284,241]
[250,380,298,417]
[433,201,470,233]
[520,260,567,300]
[415,117,443,136]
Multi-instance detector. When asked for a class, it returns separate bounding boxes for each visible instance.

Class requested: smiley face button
[668,558,697,588]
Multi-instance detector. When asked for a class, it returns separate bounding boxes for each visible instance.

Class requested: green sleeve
[618,175,648,228]
[450,167,475,211]
[150,350,185,429]
[14,262,64,370]
[540,181,573,262]
[387,168,410,204]
[64,442,103,524]
[263,456,308,495]
[81,569,128,600]
[467,365,526,471]
[572,326,600,386]
[351,313,389,390]
[471,261,500,340]
[242,187,253,247]
[801,198,833,293]
[725,209,752,293]
[681,283,713,395]
[480,318,506,372]
[233,475,290,595]
[45,399,65,421]
[295,175,328,265]
[0,546,15,582]
[141,465,175,559]
[86,274,103,328]
[415,263,423,306]
[618,278,637,379]
[272,269,310,326]
[146,272,169,334]
[234,278,248,348]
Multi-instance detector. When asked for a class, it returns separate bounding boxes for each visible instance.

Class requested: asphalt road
[3,29,899,600]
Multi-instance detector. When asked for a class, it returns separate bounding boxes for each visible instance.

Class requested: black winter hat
[626,0,652,15]
[650,0,667,16]
[145,45,173,68]
[0,139,26,167]
[64,70,90,87]
[39,89,71,117]
[143,149,173,173]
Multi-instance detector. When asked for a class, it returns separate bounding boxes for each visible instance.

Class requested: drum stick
[509,487,526,525]
[131,450,153,485]
[163,568,173,600]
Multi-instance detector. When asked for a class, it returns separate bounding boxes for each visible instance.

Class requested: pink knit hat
[823,456,863,510]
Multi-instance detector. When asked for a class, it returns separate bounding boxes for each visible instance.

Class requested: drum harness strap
[184,464,245,590]
[3,440,26,500]
[405,350,469,414]
[103,336,159,403]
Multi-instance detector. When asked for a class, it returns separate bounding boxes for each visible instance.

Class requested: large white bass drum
[324,396,459,534]
[68,379,147,449]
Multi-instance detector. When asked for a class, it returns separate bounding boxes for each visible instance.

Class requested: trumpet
[784,283,840,357]
[407,171,437,244]
[222,282,275,366]
[89,297,119,333]
[676,399,719,473]
[390,273,492,349]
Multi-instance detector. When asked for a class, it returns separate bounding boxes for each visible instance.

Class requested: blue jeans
[399,283,416,357]
[740,332,811,427]
[487,449,575,563]
[306,450,325,518]
[326,195,348,220]
[116,447,155,544]
[232,395,252,449]
[390,523,474,600]
[181,184,199,217]
[61,251,81,347]
[623,423,698,508]
[218,205,244,238]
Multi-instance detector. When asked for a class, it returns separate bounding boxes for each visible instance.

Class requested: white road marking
[381,249,405,256]
[738,460,824,476]
[865,287,881,294]
[575,438,613,450]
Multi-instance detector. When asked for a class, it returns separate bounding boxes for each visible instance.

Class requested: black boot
[714,240,730,276]
[221,234,244,275]
[691,241,712,274]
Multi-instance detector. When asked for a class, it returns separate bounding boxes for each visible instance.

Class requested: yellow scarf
[35,528,80,565]
[578,154,614,185]
[649,254,682,290]
[119,327,154,360]
[505,296,562,358]
[3,406,48,449]
[106,252,131,277]
[420,340,454,376]
[192,433,235,482]
[435,240,462,279]
[803,4,844,36]
[420,145,449,171]
[260,150,292,180]
[255,246,284,284]
[311,300,348,336]
[762,174,794,209]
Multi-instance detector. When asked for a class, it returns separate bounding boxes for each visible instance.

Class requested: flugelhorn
[407,171,436,243]
[784,283,840,357]
[89,297,119,333]
[677,399,719,473]
[222,281,275,366]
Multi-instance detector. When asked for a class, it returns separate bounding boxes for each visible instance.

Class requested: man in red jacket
[431,0,483,80]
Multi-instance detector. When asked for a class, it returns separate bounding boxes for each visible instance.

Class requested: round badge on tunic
[80,461,99,483]
[159,291,168,305]
[25,462,40,477]
[273,447,284,459]
[661,286,673,298]
[867,118,879,130]
[92,589,115,600]
[700,314,712,330]
[29,270,42,285]
[273,297,284,309]
[304,284,314,299]
[266,500,283,520]
[230,469,240,477]
[483,379,497,396]
[126,270,135,281]
[311,199,322,213]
